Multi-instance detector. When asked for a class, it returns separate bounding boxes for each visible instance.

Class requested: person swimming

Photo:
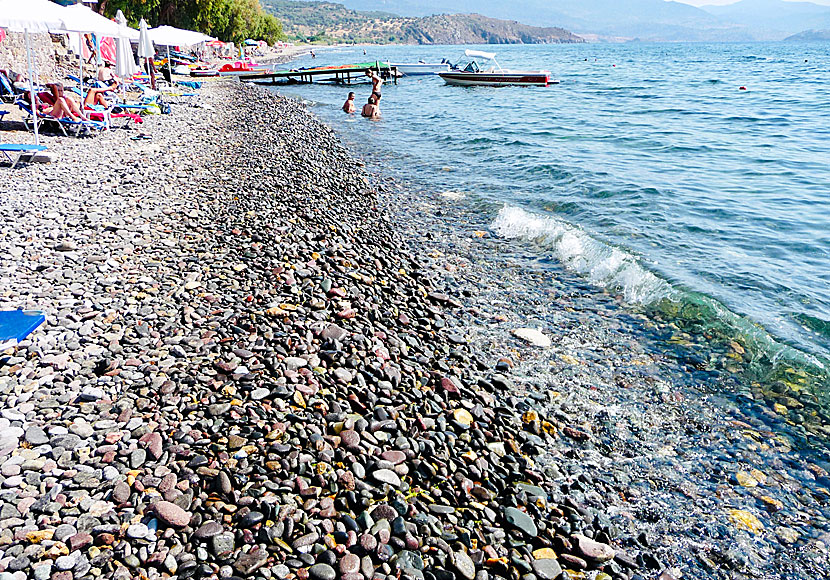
[361,95,380,119]
[342,92,356,113]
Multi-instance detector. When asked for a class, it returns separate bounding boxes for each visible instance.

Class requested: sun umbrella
[148,25,215,47]
[114,10,137,81]
[149,25,215,76]
[0,0,68,145]
[137,19,155,88]
[56,4,131,119]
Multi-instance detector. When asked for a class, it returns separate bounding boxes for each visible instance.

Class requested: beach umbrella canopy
[57,4,123,37]
[0,0,66,33]
[137,19,154,59]
[149,25,215,47]
[0,0,69,146]
[114,10,137,78]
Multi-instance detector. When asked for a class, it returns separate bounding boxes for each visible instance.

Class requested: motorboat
[384,61,450,76]
[439,50,554,87]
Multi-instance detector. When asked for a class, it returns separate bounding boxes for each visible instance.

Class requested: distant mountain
[262,1,583,44]
[785,28,830,41]
[311,0,756,41]
[703,0,830,39]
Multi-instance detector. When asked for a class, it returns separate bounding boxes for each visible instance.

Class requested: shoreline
[0,78,828,580]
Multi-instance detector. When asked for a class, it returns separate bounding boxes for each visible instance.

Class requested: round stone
[340,554,360,575]
[309,563,336,580]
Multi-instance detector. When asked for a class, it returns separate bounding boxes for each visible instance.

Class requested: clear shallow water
[274,42,830,394]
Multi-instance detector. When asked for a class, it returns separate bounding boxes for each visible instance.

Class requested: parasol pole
[78,32,85,113]
[24,28,40,146]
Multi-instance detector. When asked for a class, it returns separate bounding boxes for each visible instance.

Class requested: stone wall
[0,32,65,82]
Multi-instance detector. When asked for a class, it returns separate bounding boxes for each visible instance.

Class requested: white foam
[440,191,466,200]
[491,206,673,305]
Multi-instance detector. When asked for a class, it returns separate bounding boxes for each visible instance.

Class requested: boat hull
[387,62,450,76]
[439,71,551,87]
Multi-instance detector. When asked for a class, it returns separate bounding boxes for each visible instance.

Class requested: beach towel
[0,310,45,350]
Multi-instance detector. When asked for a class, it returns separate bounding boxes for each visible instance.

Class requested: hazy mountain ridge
[311,0,830,41]
[262,0,583,44]
[702,0,830,40]
[785,28,830,40]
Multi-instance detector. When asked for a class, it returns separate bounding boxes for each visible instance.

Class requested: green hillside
[262,0,583,44]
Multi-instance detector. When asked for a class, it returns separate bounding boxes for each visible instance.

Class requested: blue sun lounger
[0,310,45,350]
[0,144,47,168]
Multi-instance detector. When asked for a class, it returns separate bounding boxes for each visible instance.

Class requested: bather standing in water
[366,70,382,102]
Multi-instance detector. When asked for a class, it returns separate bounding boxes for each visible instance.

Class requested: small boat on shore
[384,61,450,76]
[217,60,272,76]
[439,50,554,87]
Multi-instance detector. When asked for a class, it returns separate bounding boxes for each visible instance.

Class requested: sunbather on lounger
[98,62,121,89]
[83,87,112,108]
[45,84,89,121]
[23,90,78,121]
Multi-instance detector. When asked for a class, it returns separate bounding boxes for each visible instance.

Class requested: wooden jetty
[238,61,399,85]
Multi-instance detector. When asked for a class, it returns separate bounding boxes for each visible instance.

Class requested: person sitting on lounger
[98,62,121,88]
[46,84,89,121]
[24,89,78,121]
[82,87,113,109]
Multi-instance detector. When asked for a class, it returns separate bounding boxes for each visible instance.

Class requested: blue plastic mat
[0,310,45,343]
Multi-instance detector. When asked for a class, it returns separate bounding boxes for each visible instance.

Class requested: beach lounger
[15,100,106,137]
[0,310,45,350]
[0,72,20,104]
[0,144,47,168]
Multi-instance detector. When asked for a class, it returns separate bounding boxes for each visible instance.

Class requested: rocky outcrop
[0,32,66,81]
[401,13,583,44]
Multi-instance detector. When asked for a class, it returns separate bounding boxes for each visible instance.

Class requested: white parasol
[114,10,138,81]
[0,0,68,145]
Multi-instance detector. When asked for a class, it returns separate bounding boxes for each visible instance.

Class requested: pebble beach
[1,78,830,580]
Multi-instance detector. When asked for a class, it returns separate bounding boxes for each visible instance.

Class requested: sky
[676,0,830,5]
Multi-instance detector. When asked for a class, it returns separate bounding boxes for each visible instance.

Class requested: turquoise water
[276,42,830,395]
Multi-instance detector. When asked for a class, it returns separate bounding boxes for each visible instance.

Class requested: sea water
[276,42,830,400]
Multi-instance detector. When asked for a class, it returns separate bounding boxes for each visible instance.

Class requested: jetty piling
[239,63,398,85]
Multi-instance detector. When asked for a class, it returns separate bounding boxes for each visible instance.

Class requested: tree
[94,0,284,44]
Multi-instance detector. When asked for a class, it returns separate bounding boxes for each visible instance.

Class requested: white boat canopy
[465,49,496,60]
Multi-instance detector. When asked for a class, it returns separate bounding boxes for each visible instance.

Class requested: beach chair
[15,99,106,137]
[0,310,45,350]
[0,144,47,168]
[0,71,20,104]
